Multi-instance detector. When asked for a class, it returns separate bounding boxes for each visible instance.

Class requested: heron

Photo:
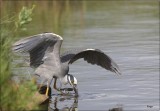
[12,32,121,97]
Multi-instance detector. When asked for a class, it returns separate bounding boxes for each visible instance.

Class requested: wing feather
[12,33,63,68]
[61,49,121,74]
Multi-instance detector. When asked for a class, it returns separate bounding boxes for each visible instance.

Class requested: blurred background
[1,1,159,111]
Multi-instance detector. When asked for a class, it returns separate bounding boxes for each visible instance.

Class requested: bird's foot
[60,88,74,91]
[59,88,74,95]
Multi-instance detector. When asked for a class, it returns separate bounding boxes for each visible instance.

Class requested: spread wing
[61,48,121,74]
[12,33,63,68]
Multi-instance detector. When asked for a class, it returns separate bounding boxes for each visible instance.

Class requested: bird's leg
[53,77,67,95]
[53,77,59,91]
[45,77,54,96]
[45,81,49,96]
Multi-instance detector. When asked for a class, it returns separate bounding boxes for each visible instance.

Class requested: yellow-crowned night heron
[12,32,121,96]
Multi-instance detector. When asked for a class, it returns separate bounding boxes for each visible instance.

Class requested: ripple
[79,92,107,101]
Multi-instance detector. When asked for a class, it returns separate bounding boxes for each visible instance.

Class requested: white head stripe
[67,75,72,85]
[73,77,77,84]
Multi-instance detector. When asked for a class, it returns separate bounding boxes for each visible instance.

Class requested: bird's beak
[73,84,78,96]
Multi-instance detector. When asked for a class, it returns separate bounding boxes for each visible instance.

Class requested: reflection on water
[3,1,159,110]
[40,94,123,111]
[49,95,78,111]
[38,85,124,110]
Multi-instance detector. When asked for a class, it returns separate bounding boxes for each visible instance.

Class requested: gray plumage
[12,32,121,95]
[60,49,121,74]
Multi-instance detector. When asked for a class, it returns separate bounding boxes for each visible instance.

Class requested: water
[3,1,159,110]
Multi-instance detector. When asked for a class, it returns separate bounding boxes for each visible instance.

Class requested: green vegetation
[0,5,46,110]
[15,5,35,31]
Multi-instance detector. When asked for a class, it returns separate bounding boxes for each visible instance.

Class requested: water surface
[3,1,159,110]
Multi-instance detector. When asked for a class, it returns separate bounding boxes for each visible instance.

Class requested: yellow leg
[45,87,49,96]
[45,81,49,96]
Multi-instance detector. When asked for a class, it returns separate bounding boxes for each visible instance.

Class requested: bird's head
[62,74,78,96]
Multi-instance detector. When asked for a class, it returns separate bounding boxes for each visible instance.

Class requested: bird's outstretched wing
[12,33,63,68]
[61,49,121,74]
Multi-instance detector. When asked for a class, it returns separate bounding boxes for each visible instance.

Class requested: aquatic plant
[0,5,46,110]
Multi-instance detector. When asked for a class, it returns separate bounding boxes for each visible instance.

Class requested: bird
[12,32,121,97]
